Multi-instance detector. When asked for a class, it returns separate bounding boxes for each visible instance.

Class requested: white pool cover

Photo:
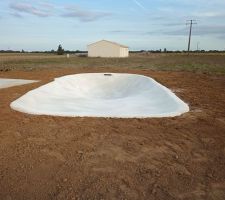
[11,73,189,118]
[0,78,38,89]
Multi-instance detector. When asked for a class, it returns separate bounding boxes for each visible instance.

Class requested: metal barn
[88,40,129,58]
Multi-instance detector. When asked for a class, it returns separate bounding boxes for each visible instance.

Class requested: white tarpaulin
[0,78,38,89]
[10,73,189,118]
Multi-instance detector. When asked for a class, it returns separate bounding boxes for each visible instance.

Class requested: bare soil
[0,67,225,200]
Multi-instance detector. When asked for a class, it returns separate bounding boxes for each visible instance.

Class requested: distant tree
[57,44,64,55]
[21,49,25,53]
[164,48,167,53]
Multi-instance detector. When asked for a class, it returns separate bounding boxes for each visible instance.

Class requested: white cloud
[62,6,111,22]
[10,2,52,17]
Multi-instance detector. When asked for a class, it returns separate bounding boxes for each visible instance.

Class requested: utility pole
[186,20,197,52]
[197,42,200,51]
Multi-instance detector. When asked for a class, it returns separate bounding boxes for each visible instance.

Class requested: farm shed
[87,40,129,58]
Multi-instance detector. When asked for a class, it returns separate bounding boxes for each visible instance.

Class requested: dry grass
[1,52,225,75]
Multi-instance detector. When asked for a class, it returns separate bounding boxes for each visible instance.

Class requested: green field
[1,53,225,75]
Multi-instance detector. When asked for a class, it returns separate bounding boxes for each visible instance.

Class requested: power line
[186,20,197,52]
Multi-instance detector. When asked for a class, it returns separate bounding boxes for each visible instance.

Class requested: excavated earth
[0,67,225,200]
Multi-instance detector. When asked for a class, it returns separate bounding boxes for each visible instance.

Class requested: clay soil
[0,68,225,200]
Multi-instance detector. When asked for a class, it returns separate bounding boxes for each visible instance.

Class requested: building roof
[88,40,129,48]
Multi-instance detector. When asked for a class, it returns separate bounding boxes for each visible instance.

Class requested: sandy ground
[0,68,225,200]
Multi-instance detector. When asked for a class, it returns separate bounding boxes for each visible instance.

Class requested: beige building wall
[88,40,129,58]
[120,47,129,57]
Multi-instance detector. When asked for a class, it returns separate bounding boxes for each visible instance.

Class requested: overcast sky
[0,0,225,51]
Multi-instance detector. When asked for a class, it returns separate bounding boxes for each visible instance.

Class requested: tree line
[0,44,225,54]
